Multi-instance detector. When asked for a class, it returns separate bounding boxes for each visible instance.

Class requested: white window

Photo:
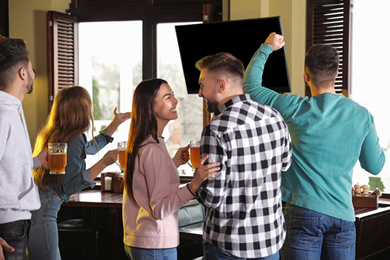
[157,22,203,175]
[78,21,203,175]
[351,0,390,191]
[79,21,142,173]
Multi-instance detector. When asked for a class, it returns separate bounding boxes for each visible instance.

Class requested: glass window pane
[351,0,390,191]
[79,21,142,172]
[157,22,203,176]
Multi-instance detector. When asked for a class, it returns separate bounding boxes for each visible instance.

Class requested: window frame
[48,0,221,124]
[47,11,79,109]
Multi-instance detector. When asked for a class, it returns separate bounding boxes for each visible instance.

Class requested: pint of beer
[117,141,127,169]
[190,139,200,169]
[48,143,67,174]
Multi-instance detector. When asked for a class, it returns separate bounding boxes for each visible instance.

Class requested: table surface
[63,186,199,209]
[64,187,390,215]
[63,189,123,208]
[355,199,390,218]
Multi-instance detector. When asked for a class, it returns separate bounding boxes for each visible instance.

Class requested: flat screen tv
[175,16,291,94]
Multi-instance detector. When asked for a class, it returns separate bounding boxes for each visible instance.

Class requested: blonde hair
[33,86,94,192]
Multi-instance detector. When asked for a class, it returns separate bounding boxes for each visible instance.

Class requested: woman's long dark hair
[124,78,167,199]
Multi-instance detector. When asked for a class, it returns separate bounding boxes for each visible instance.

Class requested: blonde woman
[28,86,130,260]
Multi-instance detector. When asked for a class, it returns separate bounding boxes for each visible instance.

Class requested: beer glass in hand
[48,143,67,174]
[117,141,127,171]
[190,139,200,169]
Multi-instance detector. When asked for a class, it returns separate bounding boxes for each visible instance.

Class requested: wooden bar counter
[58,184,203,260]
[58,186,390,260]
[63,189,123,208]
[355,196,390,259]
[59,187,125,260]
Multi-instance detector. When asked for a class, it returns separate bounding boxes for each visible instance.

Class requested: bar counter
[62,185,199,209]
[58,187,390,260]
[63,189,122,208]
[58,184,203,260]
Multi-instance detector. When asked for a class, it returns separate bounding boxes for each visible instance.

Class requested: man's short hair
[195,52,245,81]
[305,44,339,85]
[0,36,30,87]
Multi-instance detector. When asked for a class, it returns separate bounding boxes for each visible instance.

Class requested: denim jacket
[46,129,113,202]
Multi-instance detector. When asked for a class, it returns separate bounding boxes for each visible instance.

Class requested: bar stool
[58,219,101,260]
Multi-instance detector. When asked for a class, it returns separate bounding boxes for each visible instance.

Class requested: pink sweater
[122,136,194,249]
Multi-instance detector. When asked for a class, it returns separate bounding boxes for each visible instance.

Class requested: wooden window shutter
[306,0,352,97]
[47,11,78,109]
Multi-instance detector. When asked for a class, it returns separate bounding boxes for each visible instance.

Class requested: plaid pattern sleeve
[196,94,292,258]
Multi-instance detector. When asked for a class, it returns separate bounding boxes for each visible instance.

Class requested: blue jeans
[124,245,177,260]
[203,243,280,260]
[27,191,63,260]
[280,203,355,260]
[0,220,30,260]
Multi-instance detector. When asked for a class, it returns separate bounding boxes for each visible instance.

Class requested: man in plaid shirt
[194,52,292,259]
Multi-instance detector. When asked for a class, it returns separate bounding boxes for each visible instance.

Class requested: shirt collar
[215,94,251,116]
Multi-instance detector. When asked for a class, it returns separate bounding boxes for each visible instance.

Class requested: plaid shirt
[196,94,292,258]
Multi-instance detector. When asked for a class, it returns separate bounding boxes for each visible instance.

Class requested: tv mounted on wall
[175,16,291,94]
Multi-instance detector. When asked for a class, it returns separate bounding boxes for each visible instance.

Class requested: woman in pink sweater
[122,79,219,260]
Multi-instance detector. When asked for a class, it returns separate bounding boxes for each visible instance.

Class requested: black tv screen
[175,16,290,94]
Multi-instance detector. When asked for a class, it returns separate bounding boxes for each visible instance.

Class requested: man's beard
[206,99,218,113]
[26,72,34,94]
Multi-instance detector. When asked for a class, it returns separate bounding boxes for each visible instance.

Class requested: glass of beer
[48,143,67,174]
[190,139,200,169]
[117,141,127,171]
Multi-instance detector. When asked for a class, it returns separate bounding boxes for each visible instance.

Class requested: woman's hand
[112,107,131,125]
[90,149,119,180]
[172,145,190,168]
[187,155,220,194]
[101,149,119,167]
[105,107,131,136]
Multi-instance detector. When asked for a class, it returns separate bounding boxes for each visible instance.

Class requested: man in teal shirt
[243,33,385,260]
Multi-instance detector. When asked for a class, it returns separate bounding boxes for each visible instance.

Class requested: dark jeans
[281,204,355,260]
[0,220,30,260]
